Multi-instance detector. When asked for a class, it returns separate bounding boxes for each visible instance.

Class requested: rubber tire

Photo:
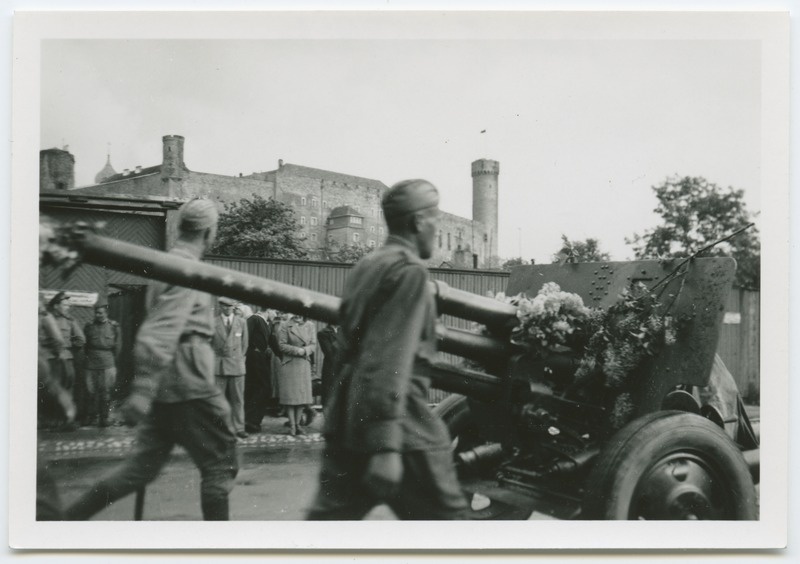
[433,394,474,450]
[582,410,757,520]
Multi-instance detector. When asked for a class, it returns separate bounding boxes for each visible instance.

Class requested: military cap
[178,198,219,232]
[381,179,439,221]
[48,291,68,308]
[94,297,109,309]
[218,297,236,306]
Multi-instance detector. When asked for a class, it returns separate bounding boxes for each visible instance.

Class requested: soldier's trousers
[64,395,238,521]
[85,367,116,426]
[306,443,468,520]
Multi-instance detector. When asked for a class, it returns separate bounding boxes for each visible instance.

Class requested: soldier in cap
[307,179,468,520]
[65,198,239,520]
[83,298,121,427]
[41,291,85,429]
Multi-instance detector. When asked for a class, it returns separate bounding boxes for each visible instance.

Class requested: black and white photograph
[8,5,792,554]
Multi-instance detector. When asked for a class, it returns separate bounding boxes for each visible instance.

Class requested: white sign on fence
[39,290,99,307]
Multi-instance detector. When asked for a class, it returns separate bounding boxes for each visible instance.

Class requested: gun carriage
[58,228,760,520]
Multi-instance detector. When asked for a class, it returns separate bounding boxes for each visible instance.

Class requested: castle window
[301,231,307,239]
[300,216,306,225]
[353,233,360,243]
[312,198,318,207]
[370,226,375,233]
[323,200,328,209]
[350,216,363,226]
[483,233,488,242]
[447,233,451,250]
[311,217,318,226]
[379,227,384,236]
[368,240,375,248]
[311,233,318,241]
[301,197,307,206]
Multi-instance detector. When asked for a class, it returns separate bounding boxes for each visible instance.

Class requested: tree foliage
[552,235,611,264]
[627,176,759,289]
[322,240,373,263]
[209,194,309,259]
[500,257,531,271]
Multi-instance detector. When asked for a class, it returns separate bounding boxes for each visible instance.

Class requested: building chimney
[122,169,130,176]
[135,165,142,174]
[278,159,284,168]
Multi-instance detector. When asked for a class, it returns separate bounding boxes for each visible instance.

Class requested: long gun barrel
[69,231,522,364]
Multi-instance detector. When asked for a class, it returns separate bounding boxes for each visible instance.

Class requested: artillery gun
[56,228,760,521]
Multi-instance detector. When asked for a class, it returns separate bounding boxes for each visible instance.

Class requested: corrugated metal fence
[206,255,760,402]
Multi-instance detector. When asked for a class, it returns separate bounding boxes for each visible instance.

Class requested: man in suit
[65,198,239,520]
[307,179,468,520]
[213,297,249,439]
[244,305,274,434]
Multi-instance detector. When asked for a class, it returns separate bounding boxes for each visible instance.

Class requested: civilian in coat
[276,314,316,436]
[244,306,274,433]
[213,297,249,439]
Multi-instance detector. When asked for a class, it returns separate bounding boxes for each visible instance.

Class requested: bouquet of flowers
[506,282,594,357]
[489,281,677,429]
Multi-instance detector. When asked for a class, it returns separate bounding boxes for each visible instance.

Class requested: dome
[94,155,117,184]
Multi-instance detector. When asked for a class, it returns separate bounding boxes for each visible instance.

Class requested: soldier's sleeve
[42,313,67,354]
[130,283,195,402]
[70,319,86,348]
[351,263,429,453]
[113,322,122,358]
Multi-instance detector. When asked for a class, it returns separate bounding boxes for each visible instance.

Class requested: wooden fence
[206,255,760,402]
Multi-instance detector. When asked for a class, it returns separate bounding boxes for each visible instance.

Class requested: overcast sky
[40,36,762,263]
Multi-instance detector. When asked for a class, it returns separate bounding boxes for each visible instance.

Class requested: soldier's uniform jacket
[42,310,85,360]
[84,318,121,370]
[130,242,221,405]
[212,314,248,376]
[324,235,451,454]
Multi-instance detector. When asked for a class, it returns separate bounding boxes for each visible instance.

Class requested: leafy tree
[552,235,611,264]
[500,257,531,271]
[323,240,373,263]
[210,194,309,259]
[627,176,759,289]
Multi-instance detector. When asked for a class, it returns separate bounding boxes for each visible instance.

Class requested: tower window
[301,197,307,206]
[368,240,375,248]
[370,226,375,233]
[300,217,306,225]
[312,197,318,207]
[311,232,318,241]
[311,217,318,226]
[353,233,360,243]
[447,233,451,250]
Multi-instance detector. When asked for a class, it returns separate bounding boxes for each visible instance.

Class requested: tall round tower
[161,134,186,180]
[471,158,499,262]
[39,147,75,191]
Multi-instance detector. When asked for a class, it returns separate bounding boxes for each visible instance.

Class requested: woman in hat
[276,314,316,436]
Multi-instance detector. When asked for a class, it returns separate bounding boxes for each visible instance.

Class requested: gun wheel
[434,394,479,454]
[582,410,757,520]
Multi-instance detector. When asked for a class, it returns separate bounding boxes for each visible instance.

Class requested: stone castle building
[40,135,500,267]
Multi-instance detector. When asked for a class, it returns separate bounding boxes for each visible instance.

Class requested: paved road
[40,407,760,521]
